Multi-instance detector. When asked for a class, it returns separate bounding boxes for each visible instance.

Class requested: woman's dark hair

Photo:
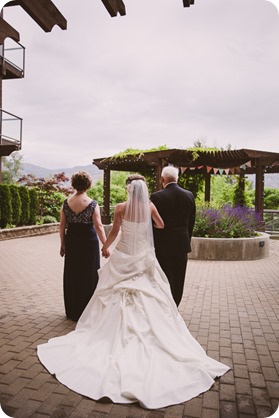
[71,171,92,191]
[126,174,146,185]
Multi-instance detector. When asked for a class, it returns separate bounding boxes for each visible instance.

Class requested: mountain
[21,163,103,183]
[20,163,279,189]
[246,174,279,189]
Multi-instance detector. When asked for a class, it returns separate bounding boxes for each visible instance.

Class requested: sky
[1,0,279,169]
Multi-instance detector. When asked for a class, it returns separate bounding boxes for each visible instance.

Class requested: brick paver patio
[0,233,278,418]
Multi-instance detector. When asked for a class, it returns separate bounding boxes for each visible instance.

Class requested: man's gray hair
[161,166,179,182]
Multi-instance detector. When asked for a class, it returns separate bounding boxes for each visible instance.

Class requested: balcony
[0,39,25,80]
[0,109,22,157]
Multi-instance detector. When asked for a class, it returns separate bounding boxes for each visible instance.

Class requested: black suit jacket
[150,183,196,256]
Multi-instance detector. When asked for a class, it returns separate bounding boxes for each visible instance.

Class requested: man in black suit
[150,166,196,306]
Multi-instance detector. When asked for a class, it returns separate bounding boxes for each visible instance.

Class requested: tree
[2,152,24,183]
[18,186,30,226]
[9,185,22,226]
[88,171,129,206]
[18,172,72,221]
[211,175,235,207]
[29,188,38,225]
[0,184,12,227]
[264,188,279,209]
[178,171,204,199]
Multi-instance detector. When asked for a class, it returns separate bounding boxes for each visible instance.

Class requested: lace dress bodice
[63,200,97,224]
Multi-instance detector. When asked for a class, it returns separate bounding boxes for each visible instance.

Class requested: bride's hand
[101,247,110,258]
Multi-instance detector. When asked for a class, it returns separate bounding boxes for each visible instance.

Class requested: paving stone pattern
[0,233,278,418]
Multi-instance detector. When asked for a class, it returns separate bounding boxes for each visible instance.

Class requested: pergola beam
[93,148,279,225]
[182,0,195,7]
[100,0,195,17]
[0,17,20,43]
[4,0,67,32]
[101,0,126,17]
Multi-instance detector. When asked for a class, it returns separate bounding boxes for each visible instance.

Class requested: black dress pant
[156,253,188,306]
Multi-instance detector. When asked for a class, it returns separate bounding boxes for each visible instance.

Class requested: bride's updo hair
[71,171,92,192]
[126,174,146,185]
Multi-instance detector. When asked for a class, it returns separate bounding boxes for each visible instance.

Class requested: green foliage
[28,188,38,225]
[193,204,262,238]
[110,171,130,187]
[87,180,104,204]
[110,184,127,206]
[2,152,24,183]
[18,172,71,222]
[233,175,247,207]
[210,176,235,206]
[178,172,204,199]
[177,141,222,198]
[0,184,12,228]
[88,171,129,206]
[201,175,254,208]
[42,215,58,224]
[9,185,22,226]
[18,186,30,226]
[40,191,65,221]
[264,188,279,209]
[106,146,169,162]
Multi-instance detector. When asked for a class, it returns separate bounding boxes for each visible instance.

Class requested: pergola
[100,0,195,17]
[93,148,279,224]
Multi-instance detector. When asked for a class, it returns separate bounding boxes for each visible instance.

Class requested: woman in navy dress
[59,171,107,322]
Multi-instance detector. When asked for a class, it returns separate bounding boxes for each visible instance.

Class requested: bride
[37,174,229,409]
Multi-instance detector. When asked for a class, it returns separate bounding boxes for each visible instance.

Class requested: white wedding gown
[37,219,229,409]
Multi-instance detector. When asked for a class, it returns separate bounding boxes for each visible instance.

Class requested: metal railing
[263,210,279,235]
[0,38,25,76]
[0,109,22,149]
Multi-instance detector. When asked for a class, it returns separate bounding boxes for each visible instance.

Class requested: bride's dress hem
[37,351,229,410]
[37,219,230,410]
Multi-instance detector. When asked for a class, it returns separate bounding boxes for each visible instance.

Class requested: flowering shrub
[193,204,262,238]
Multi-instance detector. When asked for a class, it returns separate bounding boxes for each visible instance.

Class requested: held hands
[101,247,110,258]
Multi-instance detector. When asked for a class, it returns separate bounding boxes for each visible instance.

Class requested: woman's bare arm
[101,203,124,257]
[150,202,164,229]
[59,207,66,257]
[93,204,107,246]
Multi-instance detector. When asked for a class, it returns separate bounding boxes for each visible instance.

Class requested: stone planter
[188,232,270,261]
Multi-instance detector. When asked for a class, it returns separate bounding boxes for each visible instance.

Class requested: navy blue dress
[63,199,100,321]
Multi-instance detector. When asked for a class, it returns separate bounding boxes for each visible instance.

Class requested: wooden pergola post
[155,160,163,190]
[204,172,211,203]
[102,167,111,224]
[255,162,265,219]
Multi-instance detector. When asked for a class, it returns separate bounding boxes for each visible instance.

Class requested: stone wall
[0,223,60,241]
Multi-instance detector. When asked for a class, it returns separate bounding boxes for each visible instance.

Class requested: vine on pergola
[104,145,222,196]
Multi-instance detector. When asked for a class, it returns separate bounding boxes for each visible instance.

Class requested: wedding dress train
[37,220,229,409]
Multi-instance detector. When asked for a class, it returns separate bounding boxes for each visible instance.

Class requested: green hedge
[9,185,22,226]
[18,186,30,226]
[0,184,39,228]
[29,188,38,225]
[0,184,12,228]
